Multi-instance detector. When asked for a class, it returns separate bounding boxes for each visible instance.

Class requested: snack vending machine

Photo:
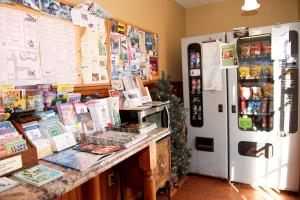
[181,33,228,178]
[227,22,300,191]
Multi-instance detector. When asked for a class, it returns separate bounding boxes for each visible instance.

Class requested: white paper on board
[202,41,222,91]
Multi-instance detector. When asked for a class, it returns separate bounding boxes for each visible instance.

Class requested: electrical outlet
[108,173,115,186]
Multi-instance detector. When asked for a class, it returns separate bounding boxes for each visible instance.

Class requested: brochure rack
[0,110,39,176]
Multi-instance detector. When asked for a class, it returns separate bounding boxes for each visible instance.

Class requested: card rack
[187,43,203,127]
[0,110,39,176]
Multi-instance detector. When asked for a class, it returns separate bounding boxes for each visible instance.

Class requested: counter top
[0,128,170,200]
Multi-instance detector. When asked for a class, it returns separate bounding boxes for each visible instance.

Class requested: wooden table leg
[139,142,157,200]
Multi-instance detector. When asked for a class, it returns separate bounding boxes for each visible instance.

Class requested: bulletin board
[0,2,159,89]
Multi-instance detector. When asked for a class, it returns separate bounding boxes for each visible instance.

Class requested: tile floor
[158,175,300,200]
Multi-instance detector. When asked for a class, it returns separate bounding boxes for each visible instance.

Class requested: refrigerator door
[181,33,228,178]
[227,22,300,191]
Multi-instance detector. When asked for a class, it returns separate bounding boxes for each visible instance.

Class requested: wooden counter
[0,128,170,200]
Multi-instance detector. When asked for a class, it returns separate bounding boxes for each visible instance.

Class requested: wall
[186,0,299,36]
[298,0,300,19]
[66,0,186,81]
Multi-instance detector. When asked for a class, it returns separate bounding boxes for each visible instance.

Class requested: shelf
[240,112,274,116]
[239,78,273,83]
[239,98,273,101]
[240,54,271,60]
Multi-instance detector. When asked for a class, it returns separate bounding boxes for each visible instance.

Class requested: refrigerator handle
[231,105,236,113]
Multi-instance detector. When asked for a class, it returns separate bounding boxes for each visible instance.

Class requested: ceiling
[174,0,225,8]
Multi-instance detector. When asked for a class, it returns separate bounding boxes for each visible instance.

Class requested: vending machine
[181,33,228,178]
[227,22,300,191]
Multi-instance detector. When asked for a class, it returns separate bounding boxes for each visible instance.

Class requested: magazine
[43,148,106,171]
[73,143,121,155]
[13,165,64,187]
[1,89,26,113]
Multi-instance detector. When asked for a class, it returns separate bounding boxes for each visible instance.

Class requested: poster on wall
[145,32,152,52]
[80,28,108,84]
[40,0,72,21]
[15,0,40,10]
[39,16,78,84]
[149,57,158,80]
[0,9,41,85]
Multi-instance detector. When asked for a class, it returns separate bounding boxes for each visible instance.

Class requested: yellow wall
[298,0,300,19]
[67,0,186,81]
[186,0,299,36]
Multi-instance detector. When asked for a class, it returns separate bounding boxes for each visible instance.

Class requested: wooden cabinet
[154,136,171,191]
[121,136,171,199]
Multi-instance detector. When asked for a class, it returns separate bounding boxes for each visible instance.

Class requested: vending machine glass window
[237,34,273,131]
[187,44,203,127]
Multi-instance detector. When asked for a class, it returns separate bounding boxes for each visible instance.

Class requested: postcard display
[187,44,203,127]
[0,7,78,86]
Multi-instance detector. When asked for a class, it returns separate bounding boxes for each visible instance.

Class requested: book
[77,112,95,133]
[73,143,122,155]
[73,102,88,114]
[22,121,53,158]
[0,177,20,193]
[57,103,77,126]
[86,99,112,132]
[0,121,19,136]
[43,148,106,171]
[107,97,121,125]
[1,89,26,113]
[106,122,157,134]
[39,117,77,152]
[22,121,44,141]
[85,131,148,148]
[66,93,81,104]
[13,165,64,187]
[109,90,125,109]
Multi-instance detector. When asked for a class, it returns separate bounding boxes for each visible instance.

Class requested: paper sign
[202,41,222,91]
[250,28,262,36]
[239,117,252,129]
[271,26,289,60]
[220,43,239,69]
[0,155,22,176]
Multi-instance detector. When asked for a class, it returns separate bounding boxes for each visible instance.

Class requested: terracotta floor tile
[166,176,300,200]
[172,188,205,200]
[205,179,240,199]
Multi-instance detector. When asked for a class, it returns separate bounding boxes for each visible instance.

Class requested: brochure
[14,165,64,187]
[73,143,121,155]
[43,148,106,171]
[0,177,20,193]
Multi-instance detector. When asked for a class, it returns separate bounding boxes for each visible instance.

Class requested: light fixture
[242,0,260,11]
